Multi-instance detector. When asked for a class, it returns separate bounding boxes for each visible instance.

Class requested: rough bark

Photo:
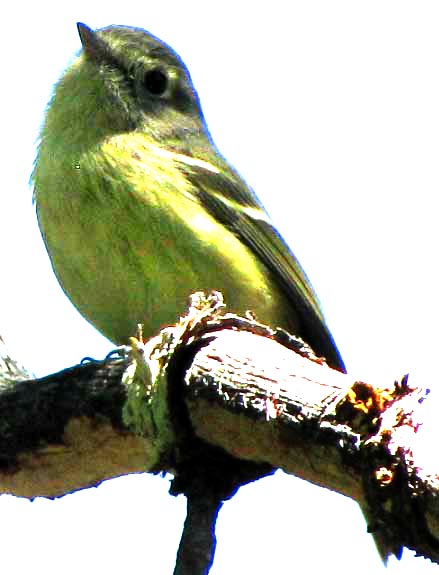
[0,295,437,572]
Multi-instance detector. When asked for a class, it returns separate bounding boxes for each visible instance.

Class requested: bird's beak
[77,22,106,62]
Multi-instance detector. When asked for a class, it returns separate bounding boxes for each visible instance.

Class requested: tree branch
[1,292,437,573]
[0,352,147,498]
[179,325,437,561]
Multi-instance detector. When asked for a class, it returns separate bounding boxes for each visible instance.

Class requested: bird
[32,22,345,375]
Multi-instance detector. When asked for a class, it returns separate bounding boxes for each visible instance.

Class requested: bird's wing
[175,156,345,372]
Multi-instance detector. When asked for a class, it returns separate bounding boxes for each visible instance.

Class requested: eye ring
[143,68,169,96]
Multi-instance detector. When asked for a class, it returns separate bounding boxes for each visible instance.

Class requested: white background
[1,2,439,573]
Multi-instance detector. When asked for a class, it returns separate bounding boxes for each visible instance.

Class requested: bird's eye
[143,68,169,96]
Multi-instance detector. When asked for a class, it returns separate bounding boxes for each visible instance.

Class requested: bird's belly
[39,186,297,344]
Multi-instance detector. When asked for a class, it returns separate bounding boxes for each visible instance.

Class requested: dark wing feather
[180,161,345,372]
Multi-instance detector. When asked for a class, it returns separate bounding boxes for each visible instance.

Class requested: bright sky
[1,2,438,573]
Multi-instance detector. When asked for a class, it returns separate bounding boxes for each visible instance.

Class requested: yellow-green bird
[33,22,345,374]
